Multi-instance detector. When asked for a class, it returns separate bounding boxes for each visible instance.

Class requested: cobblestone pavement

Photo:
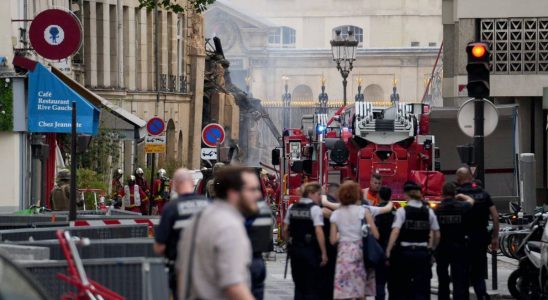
[264,253,516,300]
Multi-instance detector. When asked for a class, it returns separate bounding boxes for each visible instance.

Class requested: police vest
[166,195,209,261]
[435,199,468,245]
[458,183,491,231]
[123,185,141,207]
[375,202,395,248]
[245,201,274,255]
[288,202,317,247]
[399,206,430,244]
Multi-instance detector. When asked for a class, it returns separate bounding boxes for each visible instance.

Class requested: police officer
[386,181,440,300]
[375,186,395,300]
[456,168,500,300]
[284,182,328,300]
[154,168,209,300]
[435,182,474,300]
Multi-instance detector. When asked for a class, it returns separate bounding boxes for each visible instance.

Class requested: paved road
[264,253,516,300]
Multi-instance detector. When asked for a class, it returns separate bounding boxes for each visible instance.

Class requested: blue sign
[28,63,99,134]
[146,117,165,136]
[201,123,225,147]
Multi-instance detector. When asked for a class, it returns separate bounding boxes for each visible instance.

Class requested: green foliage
[0,79,13,131]
[79,128,121,175]
[77,168,109,209]
[138,0,216,13]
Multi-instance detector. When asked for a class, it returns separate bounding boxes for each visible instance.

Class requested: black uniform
[320,211,337,300]
[435,198,472,300]
[375,201,394,300]
[458,182,494,300]
[287,201,322,300]
[154,193,209,299]
[389,204,434,300]
[245,201,274,300]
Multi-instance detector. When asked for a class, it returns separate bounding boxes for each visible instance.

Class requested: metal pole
[69,101,77,221]
[148,154,156,215]
[342,76,348,106]
[318,133,324,188]
[474,98,497,289]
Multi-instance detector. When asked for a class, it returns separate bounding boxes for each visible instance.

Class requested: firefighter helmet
[135,168,144,176]
[128,175,136,184]
[212,162,225,175]
[57,169,70,181]
[114,168,123,178]
[157,169,167,178]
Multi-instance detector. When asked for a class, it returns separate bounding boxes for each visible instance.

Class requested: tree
[138,0,216,13]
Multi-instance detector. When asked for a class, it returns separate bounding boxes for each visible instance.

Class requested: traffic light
[466,42,490,98]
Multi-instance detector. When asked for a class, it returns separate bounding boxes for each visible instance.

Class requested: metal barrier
[0,224,149,241]
[0,222,69,230]
[21,258,169,300]
[0,244,50,260]
[0,214,69,223]
[13,238,158,260]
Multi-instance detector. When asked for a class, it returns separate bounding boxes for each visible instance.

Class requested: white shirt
[392,199,440,230]
[330,205,366,242]
[362,204,382,218]
[283,198,324,227]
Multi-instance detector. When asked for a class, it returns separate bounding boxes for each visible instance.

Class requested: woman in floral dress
[330,181,379,300]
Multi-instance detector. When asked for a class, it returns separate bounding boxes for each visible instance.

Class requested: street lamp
[282,76,291,129]
[330,30,358,106]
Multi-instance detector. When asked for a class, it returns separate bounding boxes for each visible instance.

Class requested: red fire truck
[271,101,445,236]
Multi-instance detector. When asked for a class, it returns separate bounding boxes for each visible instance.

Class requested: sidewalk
[264,253,517,300]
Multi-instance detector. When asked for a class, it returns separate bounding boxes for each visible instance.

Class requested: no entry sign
[29,9,82,60]
[146,117,165,136]
[202,123,225,147]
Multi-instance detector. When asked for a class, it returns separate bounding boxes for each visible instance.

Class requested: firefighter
[386,181,440,300]
[154,168,209,300]
[435,182,474,300]
[111,168,123,206]
[283,182,328,300]
[118,175,148,214]
[456,168,499,300]
[363,173,382,205]
[50,169,71,211]
[134,167,149,194]
[153,168,172,214]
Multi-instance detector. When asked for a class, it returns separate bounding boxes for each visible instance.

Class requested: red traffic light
[471,45,487,58]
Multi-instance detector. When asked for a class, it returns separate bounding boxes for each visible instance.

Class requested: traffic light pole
[474,98,485,185]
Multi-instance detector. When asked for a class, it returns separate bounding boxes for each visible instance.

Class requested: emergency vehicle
[271,100,445,236]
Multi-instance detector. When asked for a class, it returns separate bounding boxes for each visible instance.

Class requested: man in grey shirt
[178,167,259,300]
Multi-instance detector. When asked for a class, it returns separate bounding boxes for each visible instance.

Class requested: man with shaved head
[456,167,499,300]
[154,168,209,299]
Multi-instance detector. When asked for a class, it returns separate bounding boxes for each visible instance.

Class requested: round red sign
[202,123,225,147]
[29,9,82,60]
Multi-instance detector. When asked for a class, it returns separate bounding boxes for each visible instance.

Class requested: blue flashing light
[316,124,327,134]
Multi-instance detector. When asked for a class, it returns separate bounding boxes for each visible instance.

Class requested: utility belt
[288,235,318,249]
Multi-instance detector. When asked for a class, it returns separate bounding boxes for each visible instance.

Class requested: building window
[332,25,364,47]
[429,42,437,47]
[269,26,296,48]
[411,41,420,47]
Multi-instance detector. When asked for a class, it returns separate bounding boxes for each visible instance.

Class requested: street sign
[146,117,165,136]
[29,9,82,60]
[201,148,218,160]
[457,99,499,138]
[144,134,166,153]
[202,123,225,147]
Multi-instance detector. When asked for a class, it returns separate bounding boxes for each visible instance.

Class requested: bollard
[519,153,537,215]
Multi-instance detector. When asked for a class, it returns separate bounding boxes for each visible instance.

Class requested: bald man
[154,168,209,299]
[456,167,499,300]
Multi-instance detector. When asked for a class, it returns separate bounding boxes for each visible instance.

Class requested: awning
[28,63,100,135]
[51,67,147,140]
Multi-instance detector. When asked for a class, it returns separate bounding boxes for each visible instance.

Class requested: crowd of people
[52,163,500,300]
[285,167,500,300]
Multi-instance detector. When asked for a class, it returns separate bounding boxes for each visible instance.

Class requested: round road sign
[29,9,82,60]
[457,99,499,138]
[146,117,165,136]
[202,123,225,147]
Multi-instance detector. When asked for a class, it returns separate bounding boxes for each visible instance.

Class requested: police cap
[403,181,421,192]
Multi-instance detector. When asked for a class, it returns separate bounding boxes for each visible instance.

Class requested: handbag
[362,218,386,268]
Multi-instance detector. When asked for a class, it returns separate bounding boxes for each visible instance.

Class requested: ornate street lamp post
[330,30,358,106]
[282,76,291,129]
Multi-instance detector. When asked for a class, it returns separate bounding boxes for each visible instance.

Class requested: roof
[205,0,277,28]
[51,67,147,139]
